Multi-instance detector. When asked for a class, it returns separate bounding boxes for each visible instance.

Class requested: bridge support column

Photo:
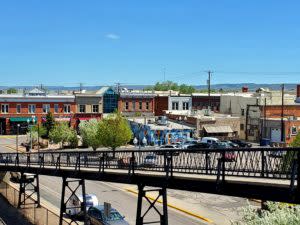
[136,184,168,225]
[59,177,87,225]
[17,173,40,208]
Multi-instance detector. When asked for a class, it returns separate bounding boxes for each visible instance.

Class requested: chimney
[242,86,248,93]
[297,85,300,98]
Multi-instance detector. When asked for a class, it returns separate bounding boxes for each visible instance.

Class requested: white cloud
[105,33,120,40]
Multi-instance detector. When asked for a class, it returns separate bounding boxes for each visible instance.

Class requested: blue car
[87,205,129,225]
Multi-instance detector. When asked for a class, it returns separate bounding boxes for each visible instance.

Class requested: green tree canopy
[79,119,101,151]
[44,112,55,137]
[145,81,196,94]
[7,88,17,94]
[49,123,78,149]
[98,112,132,152]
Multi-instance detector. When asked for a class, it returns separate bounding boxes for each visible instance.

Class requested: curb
[125,188,213,224]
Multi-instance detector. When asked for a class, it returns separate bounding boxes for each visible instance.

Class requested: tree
[79,119,101,151]
[49,123,78,149]
[31,125,47,138]
[7,88,17,94]
[281,133,300,172]
[44,112,55,137]
[98,112,132,154]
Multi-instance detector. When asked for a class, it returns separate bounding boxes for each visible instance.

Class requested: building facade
[0,88,75,134]
[118,92,155,117]
[96,87,118,114]
[168,95,192,111]
[220,89,296,141]
[74,91,103,127]
[191,94,221,112]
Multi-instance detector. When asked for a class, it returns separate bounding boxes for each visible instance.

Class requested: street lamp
[16,124,20,160]
[27,116,36,151]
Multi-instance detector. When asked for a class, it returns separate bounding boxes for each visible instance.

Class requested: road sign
[104,202,111,218]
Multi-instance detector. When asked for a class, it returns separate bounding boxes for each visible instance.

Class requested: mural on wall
[130,121,193,146]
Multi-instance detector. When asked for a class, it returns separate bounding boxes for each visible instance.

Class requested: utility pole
[281,84,285,142]
[263,98,267,139]
[79,83,83,92]
[207,71,212,109]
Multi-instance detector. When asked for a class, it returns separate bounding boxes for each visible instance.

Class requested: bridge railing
[0,147,298,180]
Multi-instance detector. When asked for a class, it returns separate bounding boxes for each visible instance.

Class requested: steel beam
[136,183,168,225]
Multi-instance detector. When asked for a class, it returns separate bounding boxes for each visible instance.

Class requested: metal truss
[136,183,168,225]
[17,173,40,209]
[59,178,87,225]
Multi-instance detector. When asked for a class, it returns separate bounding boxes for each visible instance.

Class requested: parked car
[156,145,180,156]
[209,142,231,149]
[187,143,210,150]
[181,140,199,149]
[221,140,239,148]
[231,139,252,148]
[143,154,157,167]
[201,137,219,145]
[87,205,129,225]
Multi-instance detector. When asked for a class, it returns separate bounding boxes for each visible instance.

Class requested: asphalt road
[0,136,207,225]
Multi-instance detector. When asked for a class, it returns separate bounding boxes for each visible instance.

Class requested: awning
[203,125,233,134]
[10,117,34,123]
[55,118,71,122]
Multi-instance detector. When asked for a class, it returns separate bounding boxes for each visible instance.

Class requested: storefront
[9,117,36,134]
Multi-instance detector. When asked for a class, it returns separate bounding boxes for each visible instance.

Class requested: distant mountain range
[0,83,298,92]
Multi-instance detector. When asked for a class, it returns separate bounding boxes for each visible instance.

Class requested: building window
[146,102,150,110]
[43,104,50,113]
[92,105,99,113]
[139,102,143,110]
[64,104,71,113]
[125,102,129,110]
[172,102,179,110]
[183,102,189,110]
[54,104,59,113]
[240,124,244,131]
[132,101,136,111]
[79,105,86,113]
[16,104,21,114]
[28,104,36,114]
[241,109,245,116]
[1,104,9,113]
[291,126,297,136]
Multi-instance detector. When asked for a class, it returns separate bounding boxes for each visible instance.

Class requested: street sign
[104,202,111,218]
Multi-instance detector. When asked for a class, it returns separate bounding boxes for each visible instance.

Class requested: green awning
[9,117,36,123]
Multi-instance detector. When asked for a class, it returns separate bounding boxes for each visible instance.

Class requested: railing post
[129,151,135,175]
[205,151,209,175]
[261,150,265,178]
[222,151,225,182]
[297,151,300,201]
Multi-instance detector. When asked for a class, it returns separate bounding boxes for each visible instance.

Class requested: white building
[168,95,192,111]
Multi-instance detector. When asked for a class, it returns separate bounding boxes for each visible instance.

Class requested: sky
[0,1,300,86]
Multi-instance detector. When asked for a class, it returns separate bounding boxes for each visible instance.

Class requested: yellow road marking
[125,188,213,223]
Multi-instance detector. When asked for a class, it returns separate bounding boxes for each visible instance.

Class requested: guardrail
[0,147,298,181]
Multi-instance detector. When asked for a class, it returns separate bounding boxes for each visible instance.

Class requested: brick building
[191,93,221,112]
[261,104,300,144]
[0,88,75,134]
[118,92,155,117]
[154,95,168,116]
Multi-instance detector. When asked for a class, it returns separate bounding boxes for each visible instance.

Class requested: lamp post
[16,123,20,154]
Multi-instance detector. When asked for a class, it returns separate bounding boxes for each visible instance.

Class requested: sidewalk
[122,183,249,225]
[0,194,33,225]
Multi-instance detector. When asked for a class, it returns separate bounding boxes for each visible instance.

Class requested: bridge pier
[136,183,168,225]
[17,173,40,209]
[59,177,87,225]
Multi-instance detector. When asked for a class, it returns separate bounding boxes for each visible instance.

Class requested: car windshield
[146,155,156,159]
[103,211,123,221]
